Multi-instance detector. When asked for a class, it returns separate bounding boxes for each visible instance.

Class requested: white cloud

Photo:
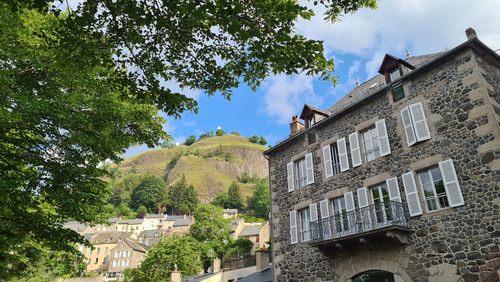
[260,74,324,125]
[182,121,196,126]
[297,0,500,75]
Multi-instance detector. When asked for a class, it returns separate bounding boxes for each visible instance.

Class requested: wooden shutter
[320,200,330,218]
[386,177,401,202]
[401,172,423,217]
[349,132,363,167]
[409,102,431,142]
[344,192,355,212]
[287,162,294,192]
[357,187,369,208]
[439,159,464,207]
[289,211,298,244]
[305,153,314,185]
[310,204,318,222]
[337,138,350,172]
[375,119,391,157]
[323,145,334,178]
[401,106,417,147]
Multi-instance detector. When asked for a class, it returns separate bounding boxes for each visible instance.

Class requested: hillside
[107,135,269,202]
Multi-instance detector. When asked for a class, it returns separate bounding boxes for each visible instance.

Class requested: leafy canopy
[130,175,168,214]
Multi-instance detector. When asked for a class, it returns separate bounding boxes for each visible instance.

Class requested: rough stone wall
[268,48,500,282]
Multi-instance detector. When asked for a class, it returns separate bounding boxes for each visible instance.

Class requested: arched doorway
[353,270,395,282]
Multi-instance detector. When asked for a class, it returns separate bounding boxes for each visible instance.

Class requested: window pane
[419,171,431,185]
[393,84,405,101]
[390,68,401,81]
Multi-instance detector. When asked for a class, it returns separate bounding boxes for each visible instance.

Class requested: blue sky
[114,0,500,158]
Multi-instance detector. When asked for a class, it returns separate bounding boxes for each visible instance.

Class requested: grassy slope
[109,135,268,202]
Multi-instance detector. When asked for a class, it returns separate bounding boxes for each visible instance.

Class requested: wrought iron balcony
[309,201,410,247]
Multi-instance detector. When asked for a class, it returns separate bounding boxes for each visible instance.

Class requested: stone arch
[338,259,413,282]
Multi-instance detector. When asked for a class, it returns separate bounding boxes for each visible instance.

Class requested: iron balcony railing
[310,201,409,243]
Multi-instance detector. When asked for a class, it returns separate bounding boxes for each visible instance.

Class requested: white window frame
[308,115,315,128]
[299,208,311,242]
[114,251,121,258]
[418,167,448,212]
[113,261,119,267]
[296,158,307,189]
[361,127,381,162]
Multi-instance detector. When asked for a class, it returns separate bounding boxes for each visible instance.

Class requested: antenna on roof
[405,47,411,58]
[445,46,448,51]
[356,76,360,87]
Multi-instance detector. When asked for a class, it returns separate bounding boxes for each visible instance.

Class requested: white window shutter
[409,102,431,142]
[401,106,417,147]
[344,192,355,212]
[305,153,314,185]
[349,132,363,167]
[401,172,423,217]
[310,204,318,222]
[386,177,401,202]
[323,145,334,178]
[439,159,464,207]
[320,200,330,218]
[289,211,298,244]
[357,187,369,208]
[375,119,391,157]
[287,162,294,192]
[337,138,350,172]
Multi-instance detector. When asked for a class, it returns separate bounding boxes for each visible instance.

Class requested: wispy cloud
[260,74,324,125]
[182,121,196,126]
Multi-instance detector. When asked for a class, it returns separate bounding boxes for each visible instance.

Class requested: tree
[1,0,377,275]
[161,140,176,149]
[230,238,254,253]
[216,129,226,136]
[228,181,245,211]
[184,184,200,215]
[231,131,241,136]
[189,204,232,269]
[258,136,268,146]
[251,179,271,219]
[132,235,202,282]
[169,174,188,211]
[213,192,230,208]
[185,135,196,146]
[130,175,168,214]
[248,135,259,143]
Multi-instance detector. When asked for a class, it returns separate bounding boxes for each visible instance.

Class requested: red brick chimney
[290,115,304,136]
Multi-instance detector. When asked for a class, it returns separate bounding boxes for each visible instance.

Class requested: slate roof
[223,209,238,214]
[63,222,90,232]
[325,52,444,116]
[82,233,94,241]
[108,218,120,223]
[138,230,165,238]
[124,238,149,252]
[173,217,192,226]
[236,264,274,282]
[238,226,261,237]
[90,232,133,244]
[144,214,167,219]
[118,219,144,224]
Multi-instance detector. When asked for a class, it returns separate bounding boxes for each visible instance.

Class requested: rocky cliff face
[114,135,269,202]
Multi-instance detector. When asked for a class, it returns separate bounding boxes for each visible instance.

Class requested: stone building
[82,232,134,273]
[264,28,500,282]
[107,238,149,278]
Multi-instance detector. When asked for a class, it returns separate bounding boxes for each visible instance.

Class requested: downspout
[263,154,274,281]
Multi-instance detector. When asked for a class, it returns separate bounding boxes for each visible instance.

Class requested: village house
[82,232,134,273]
[238,221,270,254]
[117,218,145,237]
[107,238,149,279]
[264,28,500,282]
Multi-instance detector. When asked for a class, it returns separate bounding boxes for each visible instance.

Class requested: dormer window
[389,68,401,81]
[308,116,315,128]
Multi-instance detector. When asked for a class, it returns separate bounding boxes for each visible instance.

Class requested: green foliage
[161,140,176,149]
[130,175,168,214]
[109,174,143,205]
[198,131,214,140]
[248,135,259,143]
[258,137,267,146]
[228,181,244,211]
[189,204,232,269]
[230,238,254,253]
[213,192,230,208]
[167,149,185,170]
[132,235,201,282]
[239,215,265,224]
[230,131,241,136]
[238,171,261,184]
[185,184,200,214]
[216,129,226,136]
[137,206,148,213]
[250,178,270,218]
[117,203,131,217]
[185,135,196,146]
[122,268,134,282]
[169,174,187,211]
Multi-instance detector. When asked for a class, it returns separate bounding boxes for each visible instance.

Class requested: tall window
[114,252,121,258]
[331,198,348,234]
[95,258,99,264]
[392,83,405,101]
[97,248,100,255]
[418,167,448,212]
[90,249,93,255]
[113,261,119,267]
[103,257,107,264]
[104,247,108,254]
[361,127,381,162]
[88,258,91,264]
[330,144,341,176]
[299,209,311,242]
[308,115,315,128]
[296,158,307,189]
[370,184,392,224]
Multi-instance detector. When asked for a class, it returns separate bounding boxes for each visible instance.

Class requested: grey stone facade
[264,34,500,282]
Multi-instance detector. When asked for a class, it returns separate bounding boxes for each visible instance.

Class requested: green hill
[106,135,269,203]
